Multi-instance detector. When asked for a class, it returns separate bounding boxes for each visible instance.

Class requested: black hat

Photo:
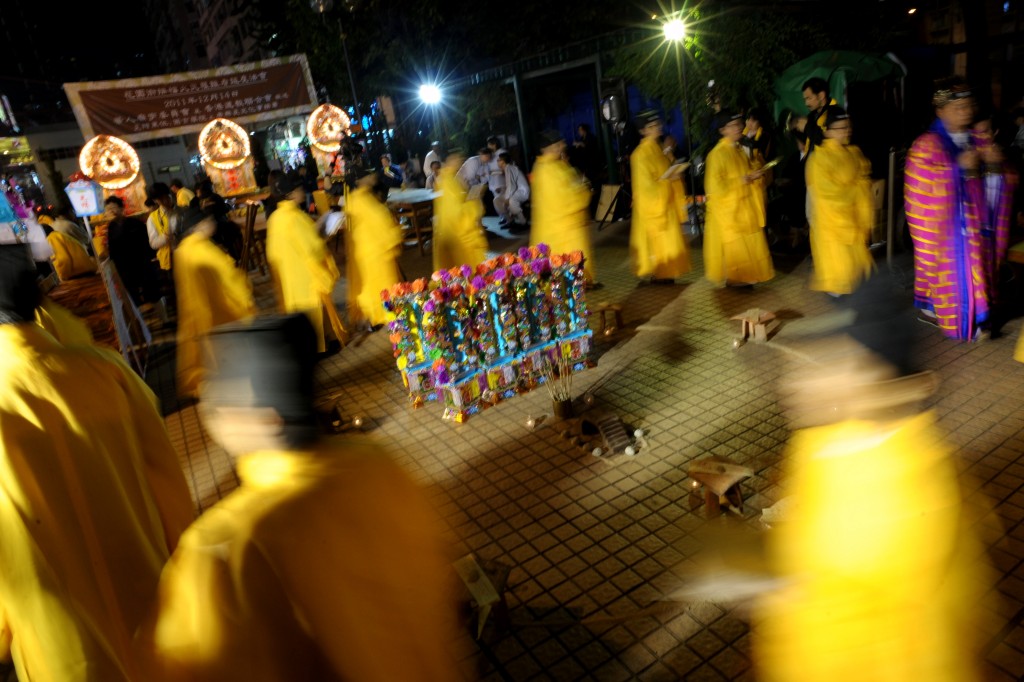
[272,171,302,197]
[824,105,850,128]
[203,314,320,446]
[146,182,172,202]
[179,204,214,234]
[536,129,564,149]
[0,244,40,323]
[714,110,744,130]
[635,109,662,128]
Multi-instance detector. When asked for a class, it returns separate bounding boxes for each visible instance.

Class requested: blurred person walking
[173,205,255,399]
[433,150,487,272]
[629,110,690,284]
[530,130,597,285]
[703,111,773,287]
[266,172,340,352]
[0,244,193,682]
[139,314,461,681]
[805,108,875,296]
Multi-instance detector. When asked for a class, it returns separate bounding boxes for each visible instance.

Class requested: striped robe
[904,120,988,341]
[974,152,1016,306]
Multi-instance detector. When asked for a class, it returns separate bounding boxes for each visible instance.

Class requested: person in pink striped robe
[904,81,991,342]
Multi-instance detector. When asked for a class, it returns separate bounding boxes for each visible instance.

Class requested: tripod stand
[596,124,632,231]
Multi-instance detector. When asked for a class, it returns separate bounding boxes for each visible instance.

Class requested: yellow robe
[629,136,690,279]
[174,231,255,398]
[0,323,193,682]
[703,137,774,286]
[149,208,174,271]
[806,139,875,294]
[266,200,340,351]
[139,440,460,682]
[175,187,195,208]
[345,186,403,327]
[530,155,596,282]
[754,412,989,682]
[432,167,486,272]
[46,231,96,280]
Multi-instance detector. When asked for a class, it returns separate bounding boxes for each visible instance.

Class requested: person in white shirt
[456,148,491,189]
[425,160,442,191]
[497,152,529,229]
[423,141,443,176]
[485,136,510,224]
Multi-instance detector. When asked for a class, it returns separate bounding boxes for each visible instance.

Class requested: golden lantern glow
[199,118,251,170]
[79,135,141,189]
[306,104,350,153]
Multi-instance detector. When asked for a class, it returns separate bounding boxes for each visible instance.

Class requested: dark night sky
[0,0,159,124]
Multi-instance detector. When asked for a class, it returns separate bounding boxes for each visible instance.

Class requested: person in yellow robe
[344,171,403,329]
[530,130,597,284]
[173,206,255,399]
[146,183,179,272]
[432,150,487,272]
[44,225,96,280]
[266,172,340,351]
[805,108,875,296]
[139,314,462,681]
[754,274,991,682]
[703,111,774,287]
[170,179,195,208]
[0,244,194,682]
[629,110,690,282]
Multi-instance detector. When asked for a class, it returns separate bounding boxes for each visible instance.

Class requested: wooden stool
[731,308,776,344]
[453,554,511,639]
[592,303,624,335]
[688,455,754,514]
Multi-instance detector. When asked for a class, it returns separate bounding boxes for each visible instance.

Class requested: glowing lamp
[663,18,686,42]
[419,84,442,105]
[306,104,351,153]
[199,118,251,170]
[79,135,140,189]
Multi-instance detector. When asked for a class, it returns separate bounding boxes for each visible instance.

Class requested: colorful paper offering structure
[381,244,593,421]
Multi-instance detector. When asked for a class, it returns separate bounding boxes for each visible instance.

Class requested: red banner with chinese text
[63,55,317,142]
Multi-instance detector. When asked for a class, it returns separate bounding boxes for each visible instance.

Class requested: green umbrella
[774,50,906,121]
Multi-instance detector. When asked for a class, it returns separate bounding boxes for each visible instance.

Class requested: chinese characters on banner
[63,55,317,143]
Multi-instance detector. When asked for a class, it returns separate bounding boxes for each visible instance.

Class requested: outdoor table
[387,188,438,256]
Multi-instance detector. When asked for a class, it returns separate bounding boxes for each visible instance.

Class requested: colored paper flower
[538,243,550,255]
[510,263,525,278]
[412,279,427,293]
[472,275,487,290]
[518,246,531,260]
[424,300,436,313]
[493,268,507,281]
[460,264,473,278]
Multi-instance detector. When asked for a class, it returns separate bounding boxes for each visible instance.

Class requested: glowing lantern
[306,104,350,153]
[199,118,251,170]
[79,135,141,189]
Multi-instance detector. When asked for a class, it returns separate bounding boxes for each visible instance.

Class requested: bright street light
[419,84,442,105]
[663,18,686,42]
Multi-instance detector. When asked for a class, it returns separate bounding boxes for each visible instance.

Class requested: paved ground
[151,217,1024,681]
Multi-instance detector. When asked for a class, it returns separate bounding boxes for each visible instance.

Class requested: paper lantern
[306,104,350,153]
[65,179,106,218]
[199,118,250,170]
[79,135,140,189]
